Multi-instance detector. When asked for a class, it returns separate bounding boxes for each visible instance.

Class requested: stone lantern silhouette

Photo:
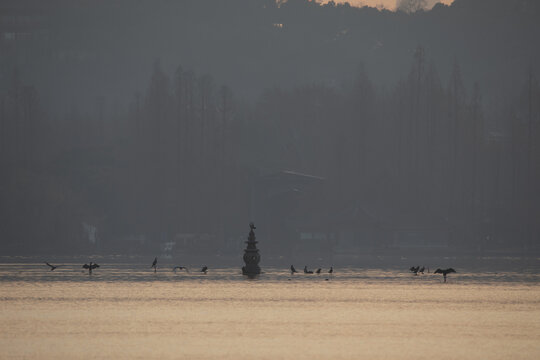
[242,222,261,277]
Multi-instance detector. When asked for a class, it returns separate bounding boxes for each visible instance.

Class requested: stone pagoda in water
[242,222,261,278]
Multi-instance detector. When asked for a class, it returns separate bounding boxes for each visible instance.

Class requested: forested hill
[1,0,539,108]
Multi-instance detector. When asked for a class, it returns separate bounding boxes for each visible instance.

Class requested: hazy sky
[333,0,454,9]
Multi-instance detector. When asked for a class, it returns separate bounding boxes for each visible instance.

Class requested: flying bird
[173,266,189,273]
[200,266,208,274]
[82,262,100,275]
[151,257,158,273]
[304,266,313,274]
[290,265,298,274]
[45,262,64,271]
[434,268,456,283]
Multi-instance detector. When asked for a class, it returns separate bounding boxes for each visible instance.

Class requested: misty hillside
[0,0,539,257]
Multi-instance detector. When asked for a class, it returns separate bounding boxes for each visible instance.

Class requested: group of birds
[290,265,333,275]
[409,265,456,282]
[154,257,208,274]
[409,266,427,274]
[172,265,208,274]
[46,261,100,274]
[45,258,209,275]
[46,260,455,282]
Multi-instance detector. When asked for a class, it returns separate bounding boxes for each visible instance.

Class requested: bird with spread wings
[45,262,64,271]
[82,262,100,275]
[434,268,456,282]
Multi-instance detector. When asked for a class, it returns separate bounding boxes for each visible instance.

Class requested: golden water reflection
[1,266,539,359]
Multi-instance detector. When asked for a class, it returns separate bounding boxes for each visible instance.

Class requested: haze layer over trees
[0,0,539,256]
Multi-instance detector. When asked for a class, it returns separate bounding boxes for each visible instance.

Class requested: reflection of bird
[290,265,298,274]
[304,266,313,274]
[315,268,322,274]
[434,268,456,283]
[45,262,63,271]
[151,257,158,273]
[200,266,208,274]
[82,262,100,275]
[328,266,333,274]
[173,266,189,273]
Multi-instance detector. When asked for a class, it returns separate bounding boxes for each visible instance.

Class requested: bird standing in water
[82,262,99,275]
[200,266,208,274]
[434,268,456,283]
[151,257,158,273]
[304,266,313,274]
[328,266,333,275]
[315,268,322,274]
[290,265,298,275]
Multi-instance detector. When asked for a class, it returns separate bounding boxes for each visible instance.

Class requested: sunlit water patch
[1,261,539,359]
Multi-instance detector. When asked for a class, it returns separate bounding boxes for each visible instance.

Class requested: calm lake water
[1,261,539,359]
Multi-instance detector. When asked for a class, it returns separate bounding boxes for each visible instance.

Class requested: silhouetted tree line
[124,62,244,247]
[0,50,538,254]
[0,0,539,254]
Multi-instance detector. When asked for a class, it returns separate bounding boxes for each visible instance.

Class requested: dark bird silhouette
[434,268,456,282]
[45,262,64,271]
[419,266,425,274]
[410,266,420,275]
[173,266,189,273]
[82,262,99,275]
[315,268,322,274]
[200,266,208,274]
[290,265,298,274]
[304,266,313,274]
[151,257,158,273]
[328,266,333,274]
